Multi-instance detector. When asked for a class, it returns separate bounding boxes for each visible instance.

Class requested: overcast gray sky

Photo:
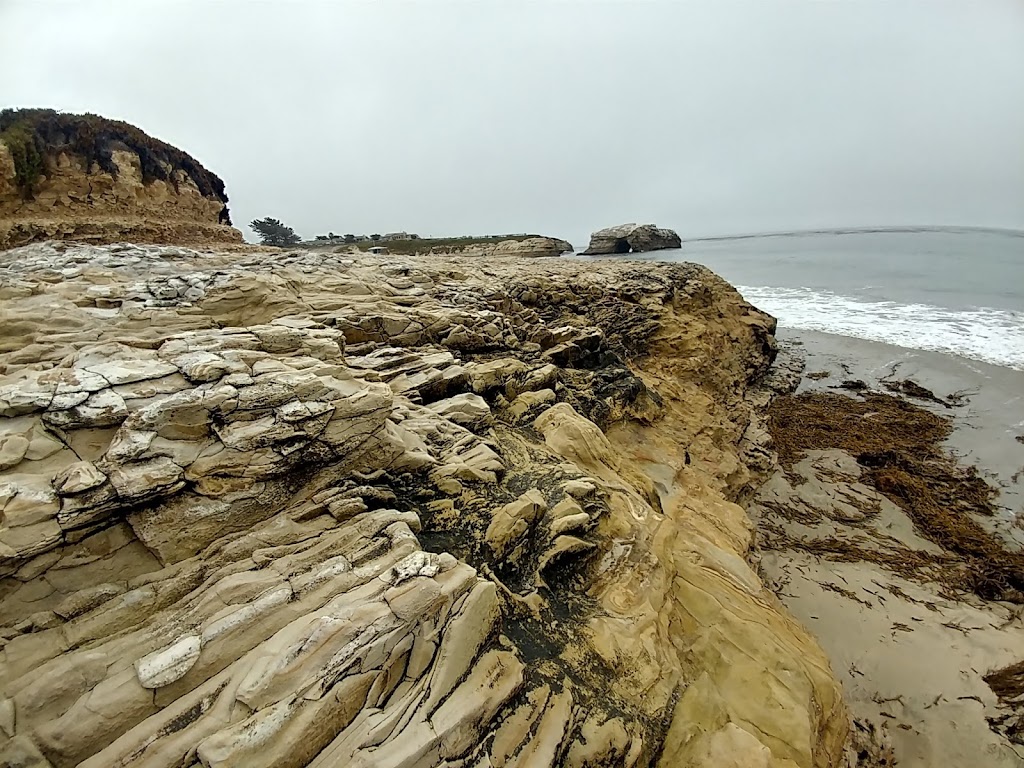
[2,0,1023,245]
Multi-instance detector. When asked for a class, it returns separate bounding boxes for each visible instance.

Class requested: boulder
[581,223,682,255]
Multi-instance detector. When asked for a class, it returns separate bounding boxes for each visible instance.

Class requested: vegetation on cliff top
[0,108,231,223]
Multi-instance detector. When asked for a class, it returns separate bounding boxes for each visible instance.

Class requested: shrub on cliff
[251,217,301,246]
[0,121,44,196]
[0,108,231,222]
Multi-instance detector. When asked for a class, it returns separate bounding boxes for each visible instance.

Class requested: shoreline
[754,327,1024,767]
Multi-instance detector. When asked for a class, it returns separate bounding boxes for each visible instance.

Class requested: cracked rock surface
[0,241,846,767]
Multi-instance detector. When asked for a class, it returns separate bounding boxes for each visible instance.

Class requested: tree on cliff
[250,217,301,246]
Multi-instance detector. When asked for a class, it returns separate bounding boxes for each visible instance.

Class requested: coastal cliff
[0,241,847,767]
[0,110,242,249]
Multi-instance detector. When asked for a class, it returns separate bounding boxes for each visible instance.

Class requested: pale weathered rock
[0,434,30,471]
[486,489,547,559]
[43,389,128,429]
[507,388,556,421]
[0,480,60,528]
[505,362,558,399]
[53,582,124,619]
[427,393,491,430]
[0,240,845,768]
[468,357,529,394]
[134,634,202,688]
[489,236,573,258]
[53,461,107,495]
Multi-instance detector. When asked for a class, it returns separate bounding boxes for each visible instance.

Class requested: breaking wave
[738,285,1024,371]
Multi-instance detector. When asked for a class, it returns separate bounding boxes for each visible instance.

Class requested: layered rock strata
[326,237,574,259]
[581,224,682,255]
[0,241,845,767]
[411,237,573,258]
[0,110,242,249]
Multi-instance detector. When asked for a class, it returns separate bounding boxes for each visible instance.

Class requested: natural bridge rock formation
[0,109,242,249]
[581,224,682,255]
[0,242,846,767]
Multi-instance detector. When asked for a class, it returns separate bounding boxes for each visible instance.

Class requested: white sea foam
[738,286,1024,371]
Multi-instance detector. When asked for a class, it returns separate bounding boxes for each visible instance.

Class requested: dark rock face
[581,223,682,255]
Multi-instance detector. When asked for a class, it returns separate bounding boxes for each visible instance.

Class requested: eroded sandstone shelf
[0,243,845,767]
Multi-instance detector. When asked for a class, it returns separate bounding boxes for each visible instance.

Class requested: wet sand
[755,329,1024,767]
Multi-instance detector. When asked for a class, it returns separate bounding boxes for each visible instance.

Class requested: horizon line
[679,224,1024,244]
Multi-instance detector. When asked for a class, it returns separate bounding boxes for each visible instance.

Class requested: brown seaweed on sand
[881,378,954,408]
[984,660,1024,745]
[767,390,1024,602]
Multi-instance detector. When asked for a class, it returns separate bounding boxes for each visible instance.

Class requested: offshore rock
[0,241,845,767]
[582,223,682,255]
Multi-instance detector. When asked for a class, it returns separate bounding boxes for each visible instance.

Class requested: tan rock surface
[0,241,846,767]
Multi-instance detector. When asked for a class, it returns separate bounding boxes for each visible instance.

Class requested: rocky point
[0,240,846,768]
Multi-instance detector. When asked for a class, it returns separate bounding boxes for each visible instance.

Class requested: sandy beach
[754,329,1024,766]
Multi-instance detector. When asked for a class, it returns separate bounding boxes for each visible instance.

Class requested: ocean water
[616,227,1024,371]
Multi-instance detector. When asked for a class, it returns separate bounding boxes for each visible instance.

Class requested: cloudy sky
[2,1,1023,245]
